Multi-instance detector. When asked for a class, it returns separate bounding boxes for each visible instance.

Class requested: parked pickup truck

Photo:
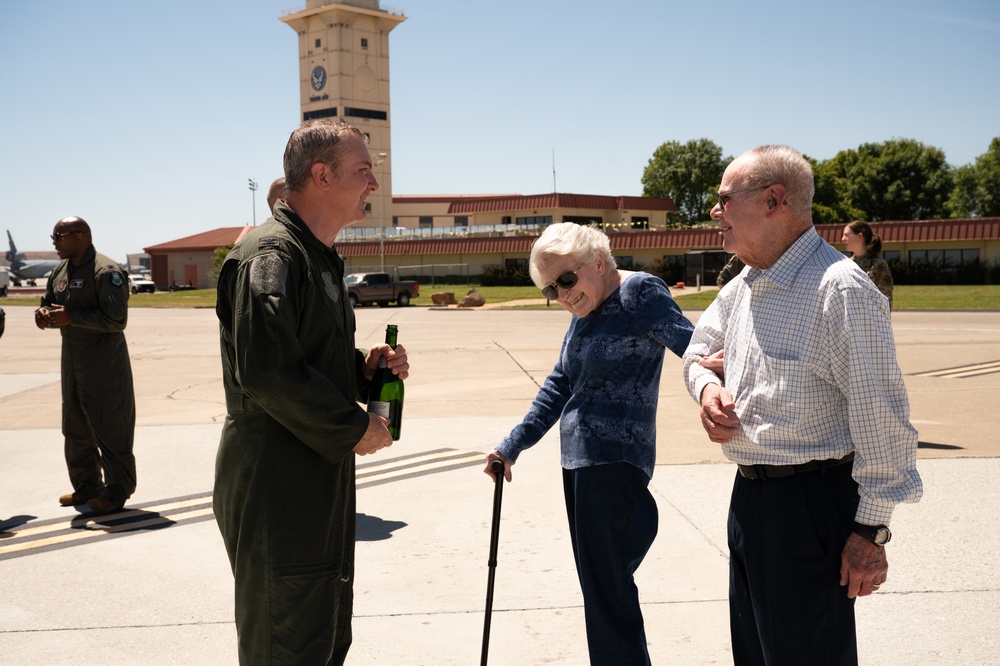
[345,272,419,308]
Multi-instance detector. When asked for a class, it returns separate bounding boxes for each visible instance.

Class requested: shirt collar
[272,200,339,257]
[744,226,821,289]
[70,244,96,268]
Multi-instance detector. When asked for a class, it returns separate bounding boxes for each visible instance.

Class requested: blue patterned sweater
[497,272,694,478]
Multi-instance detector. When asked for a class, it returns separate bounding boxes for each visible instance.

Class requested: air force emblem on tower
[311,65,327,91]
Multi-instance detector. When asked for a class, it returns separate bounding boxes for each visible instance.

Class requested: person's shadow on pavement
[357,513,406,541]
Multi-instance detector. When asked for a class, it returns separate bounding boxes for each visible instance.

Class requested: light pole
[373,153,388,271]
[248,178,258,226]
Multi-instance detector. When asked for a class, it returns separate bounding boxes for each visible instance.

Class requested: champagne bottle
[367,324,404,440]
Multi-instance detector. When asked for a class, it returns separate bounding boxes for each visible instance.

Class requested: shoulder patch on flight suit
[248,253,288,297]
[321,272,340,303]
[259,237,280,248]
[110,271,124,287]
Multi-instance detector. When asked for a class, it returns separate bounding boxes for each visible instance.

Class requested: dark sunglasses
[541,268,581,300]
[716,184,771,209]
[50,231,83,242]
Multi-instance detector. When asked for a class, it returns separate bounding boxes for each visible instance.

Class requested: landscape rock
[457,288,486,308]
[431,292,457,305]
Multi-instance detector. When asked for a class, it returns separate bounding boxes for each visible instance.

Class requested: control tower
[281,1,405,230]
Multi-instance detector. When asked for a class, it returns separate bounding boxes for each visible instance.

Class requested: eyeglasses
[541,268,581,300]
[50,231,83,242]
[716,184,771,209]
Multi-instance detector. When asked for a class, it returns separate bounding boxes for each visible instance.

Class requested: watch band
[853,522,891,546]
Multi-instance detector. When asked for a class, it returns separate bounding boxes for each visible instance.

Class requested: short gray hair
[283,120,367,193]
[528,223,616,288]
[743,145,815,220]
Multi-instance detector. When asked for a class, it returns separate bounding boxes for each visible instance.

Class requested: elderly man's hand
[840,533,889,598]
[699,383,739,443]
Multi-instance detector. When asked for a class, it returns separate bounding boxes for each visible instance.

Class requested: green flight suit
[853,254,894,308]
[41,245,136,503]
[214,202,371,666]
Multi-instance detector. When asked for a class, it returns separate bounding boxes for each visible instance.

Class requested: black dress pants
[727,462,861,666]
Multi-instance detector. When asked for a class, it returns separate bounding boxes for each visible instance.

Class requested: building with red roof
[142,191,1000,290]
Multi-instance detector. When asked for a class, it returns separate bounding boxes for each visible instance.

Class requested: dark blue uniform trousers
[563,462,657,666]
[728,462,861,666]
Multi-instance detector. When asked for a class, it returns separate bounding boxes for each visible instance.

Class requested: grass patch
[670,290,721,310]
[4,284,998,310]
[670,285,1000,310]
[128,289,219,307]
[892,285,1000,309]
[467,284,1000,310]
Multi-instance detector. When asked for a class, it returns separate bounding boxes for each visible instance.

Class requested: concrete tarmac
[0,301,998,665]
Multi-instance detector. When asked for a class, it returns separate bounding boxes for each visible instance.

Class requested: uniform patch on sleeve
[248,253,288,296]
[259,237,280,248]
[321,272,340,303]
[110,271,124,287]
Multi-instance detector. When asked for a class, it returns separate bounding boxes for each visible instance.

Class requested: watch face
[311,66,327,92]
[875,527,892,545]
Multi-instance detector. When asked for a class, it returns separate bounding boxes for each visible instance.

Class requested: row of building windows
[314,38,369,49]
[384,215,648,231]
[516,215,553,226]
[906,249,980,265]
[506,250,984,273]
[303,107,387,122]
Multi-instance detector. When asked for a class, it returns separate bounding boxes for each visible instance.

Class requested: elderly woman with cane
[484,222,694,665]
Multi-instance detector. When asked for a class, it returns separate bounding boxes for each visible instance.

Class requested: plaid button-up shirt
[683,227,922,525]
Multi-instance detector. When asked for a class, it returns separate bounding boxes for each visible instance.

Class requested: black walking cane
[481,459,506,666]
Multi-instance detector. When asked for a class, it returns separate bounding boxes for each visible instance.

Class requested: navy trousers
[563,463,657,666]
[728,462,861,666]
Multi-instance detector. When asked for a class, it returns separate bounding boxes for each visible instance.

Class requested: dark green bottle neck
[384,325,398,349]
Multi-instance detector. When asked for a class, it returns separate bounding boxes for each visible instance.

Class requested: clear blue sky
[1,0,997,263]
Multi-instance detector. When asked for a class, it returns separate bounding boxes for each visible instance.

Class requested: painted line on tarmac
[0,493,213,561]
[356,447,485,488]
[0,448,484,560]
[913,360,1000,378]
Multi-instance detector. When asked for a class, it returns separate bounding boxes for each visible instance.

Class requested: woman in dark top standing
[842,221,894,307]
[484,223,694,665]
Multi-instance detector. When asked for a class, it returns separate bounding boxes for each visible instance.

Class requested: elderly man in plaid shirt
[683,145,922,666]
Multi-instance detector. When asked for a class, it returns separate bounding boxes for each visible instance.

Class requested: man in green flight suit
[35,217,137,516]
[214,119,409,665]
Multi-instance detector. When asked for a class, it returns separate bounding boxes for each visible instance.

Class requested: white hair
[743,145,815,220]
[528,223,616,288]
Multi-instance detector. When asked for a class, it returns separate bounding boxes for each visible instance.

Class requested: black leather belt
[737,452,854,480]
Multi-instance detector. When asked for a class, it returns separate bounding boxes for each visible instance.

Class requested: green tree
[642,139,729,226]
[820,139,953,221]
[210,243,234,282]
[946,137,1000,218]
[809,154,866,225]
